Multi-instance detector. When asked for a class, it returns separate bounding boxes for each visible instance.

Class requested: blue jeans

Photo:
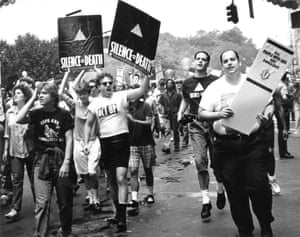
[34,165,73,236]
[189,122,211,190]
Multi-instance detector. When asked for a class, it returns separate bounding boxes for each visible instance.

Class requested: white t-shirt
[200,74,246,135]
[88,91,128,138]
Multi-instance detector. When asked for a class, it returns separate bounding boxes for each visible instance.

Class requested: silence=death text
[60,54,103,69]
[109,41,152,73]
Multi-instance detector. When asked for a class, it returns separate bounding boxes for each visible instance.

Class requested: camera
[179,114,195,125]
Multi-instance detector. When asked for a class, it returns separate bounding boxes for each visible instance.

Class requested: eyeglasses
[101,81,113,86]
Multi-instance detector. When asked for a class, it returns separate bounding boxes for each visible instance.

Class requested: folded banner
[222,38,294,135]
[109,0,160,75]
[58,15,104,71]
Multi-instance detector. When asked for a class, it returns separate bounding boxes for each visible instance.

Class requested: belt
[214,132,259,141]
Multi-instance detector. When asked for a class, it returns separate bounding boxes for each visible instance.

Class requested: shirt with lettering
[28,107,74,151]
[88,91,128,138]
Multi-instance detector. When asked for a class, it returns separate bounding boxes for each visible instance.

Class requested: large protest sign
[58,15,104,71]
[108,0,160,75]
[222,38,294,135]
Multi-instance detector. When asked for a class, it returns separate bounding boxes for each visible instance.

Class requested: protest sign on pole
[108,0,160,75]
[0,62,4,122]
[58,15,104,71]
[116,66,124,85]
[222,38,294,135]
[154,61,164,84]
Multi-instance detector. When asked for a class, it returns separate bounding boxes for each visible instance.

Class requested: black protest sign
[109,0,160,75]
[58,15,104,71]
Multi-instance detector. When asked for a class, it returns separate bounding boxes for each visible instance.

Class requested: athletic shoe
[145,194,155,204]
[5,208,19,220]
[216,191,226,209]
[270,180,281,195]
[201,202,212,219]
[92,203,101,214]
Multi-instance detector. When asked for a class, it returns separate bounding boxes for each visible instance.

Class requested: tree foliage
[0,27,258,88]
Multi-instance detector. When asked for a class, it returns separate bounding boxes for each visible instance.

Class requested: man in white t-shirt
[84,72,150,233]
[199,50,274,237]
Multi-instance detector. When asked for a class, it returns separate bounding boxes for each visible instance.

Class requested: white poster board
[222,38,294,135]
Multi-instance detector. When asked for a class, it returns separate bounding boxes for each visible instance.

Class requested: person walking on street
[199,50,274,237]
[158,79,182,153]
[15,82,75,237]
[127,94,156,214]
[3,83,35,221]
[84,72,150,233]
[177,51,220,221]
[273,74,294,159]
[59,71,102,214]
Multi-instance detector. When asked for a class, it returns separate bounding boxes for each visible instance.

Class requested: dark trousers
[170,114,180,149]
[213,136,274,234]
[10,154,35,211]
[275,110,290,155]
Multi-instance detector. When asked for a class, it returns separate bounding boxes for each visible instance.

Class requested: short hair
[19,76,34,87]
[13,83,32,103]
[219,50,240,64]
[74,81,91,95]
[40,82,59,107]
[194,50,211,63]
[95,72,114,86]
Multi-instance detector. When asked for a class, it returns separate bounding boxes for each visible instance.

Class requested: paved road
[1,133,299,237]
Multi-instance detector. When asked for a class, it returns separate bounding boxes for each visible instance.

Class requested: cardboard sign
[58,15,104,71]
[154,61,164,83]
[222,38,294,135]
[109,1,160,75]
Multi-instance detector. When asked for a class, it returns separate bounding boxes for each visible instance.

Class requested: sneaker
[216,191,226,210]
[5,208,19,220]
[106,216,118,225]
[201,202,212,219]
[280,153,294,159]
[83,204,94,211]
[91,203,101,214]
[270,180,280,195]
[145,194,155,204]
[127,200,139,216]
[116,222,127,233]
[128,200,139,208]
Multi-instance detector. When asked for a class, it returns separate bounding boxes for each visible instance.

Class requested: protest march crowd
[0,49,299,237]
[1,1,300,237]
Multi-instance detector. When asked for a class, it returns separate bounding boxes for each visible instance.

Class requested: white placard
[222,38,294,135]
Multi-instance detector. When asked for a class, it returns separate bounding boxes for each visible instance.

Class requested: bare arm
[59,128,73,177]
[198,107,234,121]
[71,70,85,90]
[58,71,71,96]
[127,113,152,125]
[177,98,189,122]
[15,88,38,123]
[127,76,150,101]
[84,111,96,146]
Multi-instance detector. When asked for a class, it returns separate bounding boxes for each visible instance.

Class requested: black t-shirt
[28,107,74,151]
[128,101,155,146]
[182,75,217,115]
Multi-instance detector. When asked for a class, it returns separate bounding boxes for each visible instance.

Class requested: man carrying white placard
[199,50,274,237]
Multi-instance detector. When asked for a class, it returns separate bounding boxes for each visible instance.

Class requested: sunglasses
[101,81,113,86]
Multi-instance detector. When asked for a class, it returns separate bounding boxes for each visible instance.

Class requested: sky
[0,0,294,48]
